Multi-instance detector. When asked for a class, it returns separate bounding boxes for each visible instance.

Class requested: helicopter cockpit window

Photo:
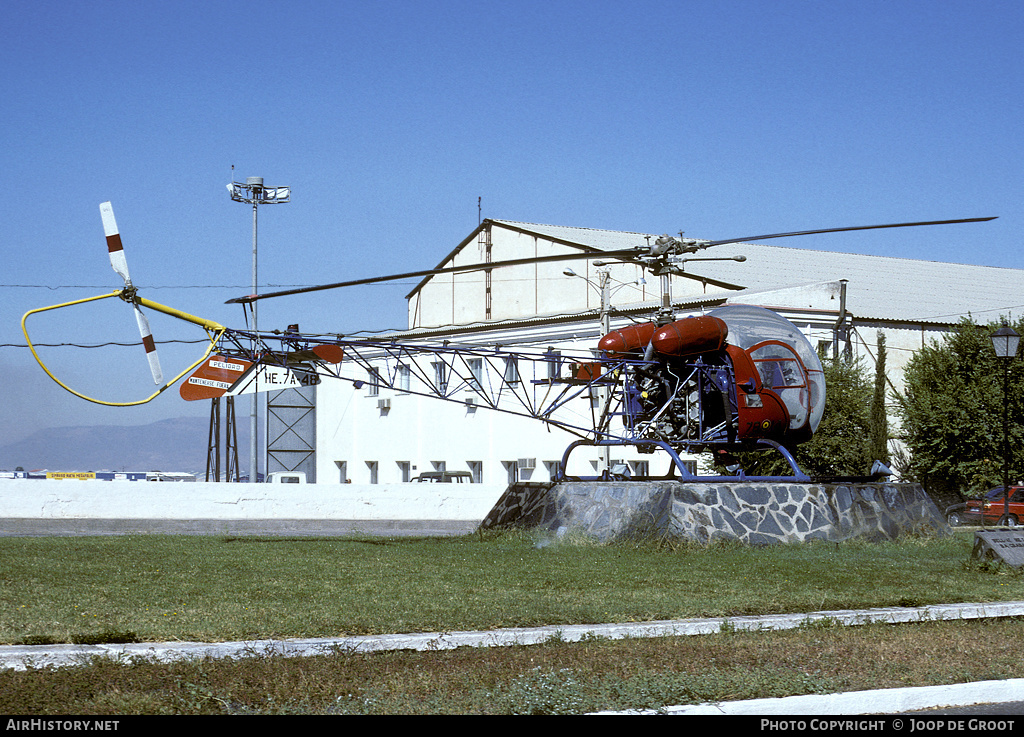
[750,343,808,430]
[710,304,826,434]
[710,305,818,366]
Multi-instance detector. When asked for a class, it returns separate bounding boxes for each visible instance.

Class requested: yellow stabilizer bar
[21,291,228,406]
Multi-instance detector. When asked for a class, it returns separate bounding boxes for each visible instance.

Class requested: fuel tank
[651,315,729,357]
[598,322,657,356]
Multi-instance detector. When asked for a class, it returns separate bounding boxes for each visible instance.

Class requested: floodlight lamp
[227,180,290,205]
[261,186,290,203]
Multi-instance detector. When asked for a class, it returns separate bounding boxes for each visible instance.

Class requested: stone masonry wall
[480,481,948,545]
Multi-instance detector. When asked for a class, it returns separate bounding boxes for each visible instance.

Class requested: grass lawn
[0,528,1021,714]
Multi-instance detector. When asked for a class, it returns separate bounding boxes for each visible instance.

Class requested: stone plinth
[480,481,948,545]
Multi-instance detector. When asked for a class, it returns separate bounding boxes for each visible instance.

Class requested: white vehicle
[267,472,307,484]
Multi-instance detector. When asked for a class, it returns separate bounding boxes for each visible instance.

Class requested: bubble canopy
[710,304,826,436]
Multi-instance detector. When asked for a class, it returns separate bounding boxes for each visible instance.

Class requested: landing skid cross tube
[555,438,811,483]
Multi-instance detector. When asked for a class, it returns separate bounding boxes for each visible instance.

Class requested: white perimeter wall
[0,480,506,522]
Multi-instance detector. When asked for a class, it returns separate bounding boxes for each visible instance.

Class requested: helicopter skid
[556,438,810,483]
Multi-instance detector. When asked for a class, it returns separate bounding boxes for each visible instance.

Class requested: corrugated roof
[490,220,1023,325]
[489,220,655,252]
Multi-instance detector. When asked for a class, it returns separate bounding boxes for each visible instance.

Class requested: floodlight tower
[228,176,291,483]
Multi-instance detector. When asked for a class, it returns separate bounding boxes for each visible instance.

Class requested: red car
[946,486,1024,527]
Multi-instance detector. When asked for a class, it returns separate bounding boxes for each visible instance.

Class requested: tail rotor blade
[133,302,163,385]
[100,201,132,286]
[98,202,164,386]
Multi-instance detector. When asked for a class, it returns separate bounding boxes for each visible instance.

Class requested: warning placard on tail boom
[180,355,252,401]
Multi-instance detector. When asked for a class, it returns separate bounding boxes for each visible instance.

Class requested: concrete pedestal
[481,481,949,545]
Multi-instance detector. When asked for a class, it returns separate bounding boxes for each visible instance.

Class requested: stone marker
[972,530,1024,568]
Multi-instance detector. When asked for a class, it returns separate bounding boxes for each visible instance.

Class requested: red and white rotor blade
[100,201,132,286]
[100,202,163,385]
[132,302,163,385]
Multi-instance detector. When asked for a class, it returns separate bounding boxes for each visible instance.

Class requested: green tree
[895,317,1024,495]
[869,331,891,465]
[794,354,874,476]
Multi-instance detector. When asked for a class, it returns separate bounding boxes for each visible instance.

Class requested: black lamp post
[991,325,1020,526]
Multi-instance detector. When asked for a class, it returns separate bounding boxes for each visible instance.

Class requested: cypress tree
[869,331,890,464]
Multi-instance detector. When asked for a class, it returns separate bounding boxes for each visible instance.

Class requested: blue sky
[1,0,1021,448]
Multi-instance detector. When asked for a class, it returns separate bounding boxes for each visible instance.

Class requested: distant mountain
[0,417,251,476]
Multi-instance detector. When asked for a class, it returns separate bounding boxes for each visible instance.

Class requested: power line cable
[0,338,211,350]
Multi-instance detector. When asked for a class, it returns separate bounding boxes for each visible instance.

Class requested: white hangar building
[300,218,1019,486]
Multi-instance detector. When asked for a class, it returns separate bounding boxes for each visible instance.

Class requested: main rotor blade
[225,216,996,305]
[100,201,131,286]
[701,217,997,248]
[225,247,646,304]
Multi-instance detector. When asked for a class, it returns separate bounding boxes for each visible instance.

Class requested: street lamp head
[991,325,1021,360]
[563,268,577,277]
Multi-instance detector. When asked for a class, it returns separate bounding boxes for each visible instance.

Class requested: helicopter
[20,204,996,481]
